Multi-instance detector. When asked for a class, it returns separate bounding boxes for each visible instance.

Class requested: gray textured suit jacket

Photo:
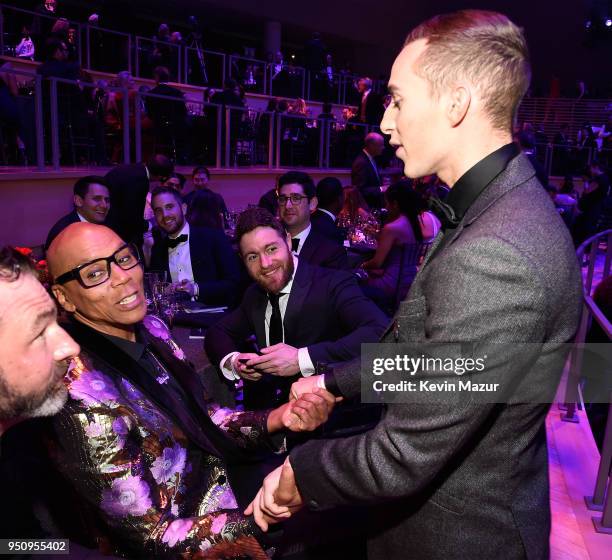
[289,154,583,560]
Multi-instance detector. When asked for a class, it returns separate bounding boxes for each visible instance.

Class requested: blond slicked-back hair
[405,10,531,131]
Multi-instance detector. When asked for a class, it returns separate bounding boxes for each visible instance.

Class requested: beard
[259,254,295,295]
[0,362,69,422]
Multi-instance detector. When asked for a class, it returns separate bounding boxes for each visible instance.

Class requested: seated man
[183,166,228,216]
[45,175,111,250]
[278,171,349,270]
[205,208,388,410]
[41,222,334,557]
[149,186,241,307]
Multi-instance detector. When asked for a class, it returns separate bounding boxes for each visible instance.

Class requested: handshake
[252,374,335,531]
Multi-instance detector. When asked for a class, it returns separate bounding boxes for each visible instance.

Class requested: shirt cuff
[316,375,327,390]
[297,347,315,376]
[220,352,240,381]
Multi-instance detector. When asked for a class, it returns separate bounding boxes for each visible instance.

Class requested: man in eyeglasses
[36,221,336,557]
[277,171,349,270]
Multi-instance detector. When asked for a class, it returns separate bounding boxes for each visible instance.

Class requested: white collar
[169,221,190,240]
[291,223,312,241]
[318,208,336,221]
[76,211,90,223]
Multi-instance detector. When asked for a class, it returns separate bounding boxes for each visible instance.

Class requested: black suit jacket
[351,151,383,208]
[149,226,242,307]
[205,260,388,407]
[310,209,344,245]
[298,228,349,270]
[360,91,385,126]
[45,210,80,250]
[104,164,149,245]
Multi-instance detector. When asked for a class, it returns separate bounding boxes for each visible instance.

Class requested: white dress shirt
[168,222,195,284]
[291,223,312,255]
[220,255,315,380]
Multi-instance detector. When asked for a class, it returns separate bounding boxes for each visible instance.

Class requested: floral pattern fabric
[48,317,278,558]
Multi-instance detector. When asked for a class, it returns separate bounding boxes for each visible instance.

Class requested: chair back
[393,241,432,310]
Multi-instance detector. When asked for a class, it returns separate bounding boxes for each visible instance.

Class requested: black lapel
[298,231,315,263]
[249,287,268,349]
[62,319,227,458]
[283,261,311,344]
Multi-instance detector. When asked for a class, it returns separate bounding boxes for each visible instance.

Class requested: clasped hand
[267,387,336,433]
[245,457,304,531]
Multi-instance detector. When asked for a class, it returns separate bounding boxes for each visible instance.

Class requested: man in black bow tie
[277,171,349,270]
[149,186,241,307]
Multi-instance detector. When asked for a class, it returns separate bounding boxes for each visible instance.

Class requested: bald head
[365,132,385,156]
[48,223,146,341]
[47,223,122,279]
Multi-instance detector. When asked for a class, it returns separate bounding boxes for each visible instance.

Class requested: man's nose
[53,326,80,362]
[380,104,395,137]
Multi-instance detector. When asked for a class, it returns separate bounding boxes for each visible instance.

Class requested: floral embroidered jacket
[45,316,279,559]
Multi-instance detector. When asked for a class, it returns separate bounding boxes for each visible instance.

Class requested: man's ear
[73,195,84,209]
[51,284,76,313]
[181,202,188,215]
[309,196,318,212]
[447,85,471,127]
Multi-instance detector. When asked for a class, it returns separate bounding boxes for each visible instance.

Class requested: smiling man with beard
[150,186,242,307]
[205,207,388,410]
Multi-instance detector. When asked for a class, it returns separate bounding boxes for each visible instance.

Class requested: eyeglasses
[55,244,141,289]
[277,194,309,205]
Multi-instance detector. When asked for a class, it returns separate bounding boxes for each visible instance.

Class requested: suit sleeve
[204,293,256,366]
[197,230,242,306]
[306,273,388,365]
[291,237,549,509]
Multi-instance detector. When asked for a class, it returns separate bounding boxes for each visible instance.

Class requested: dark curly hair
[235,208,286,247]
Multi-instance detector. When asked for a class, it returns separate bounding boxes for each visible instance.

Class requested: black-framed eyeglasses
[55,244,141,289]
[277,194,309,205]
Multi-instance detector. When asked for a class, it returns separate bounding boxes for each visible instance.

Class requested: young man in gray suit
[246,10,583,560]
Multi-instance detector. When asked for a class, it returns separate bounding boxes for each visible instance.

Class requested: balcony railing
[0,2,383,104]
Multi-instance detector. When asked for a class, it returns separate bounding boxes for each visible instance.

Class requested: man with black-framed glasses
[277,171,349,270]
[30,221,337,557]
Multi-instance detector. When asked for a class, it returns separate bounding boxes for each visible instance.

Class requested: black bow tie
[167,234,188,249]
[291,238,300,252]
[428,197,460,230]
